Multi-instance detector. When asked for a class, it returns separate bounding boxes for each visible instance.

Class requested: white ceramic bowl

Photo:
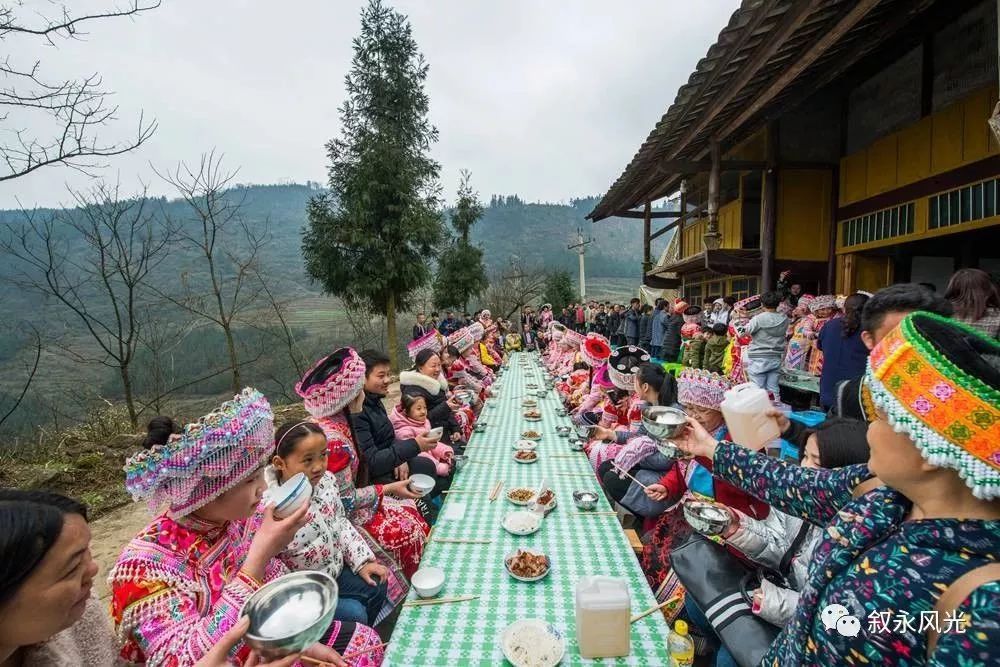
[513,439,538,451]
[424,427,444,441]
[264,473,313,520]
[408,474,436,497]
[500,619,566,667]
[502,511,543,536]
[410,566,445,598]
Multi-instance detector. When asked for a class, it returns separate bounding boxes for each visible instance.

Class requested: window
[841,202,916,247]
[683,283,703,306]
[929,178,1000,230]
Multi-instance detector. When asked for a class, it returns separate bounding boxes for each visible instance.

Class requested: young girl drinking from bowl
[390,394,454,476]
[266,421,402,627]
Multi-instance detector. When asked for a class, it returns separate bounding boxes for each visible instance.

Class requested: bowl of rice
[502,511,543,536]
[500,619,565,667]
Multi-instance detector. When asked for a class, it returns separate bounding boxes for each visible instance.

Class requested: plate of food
[514,450,538,464]
[534,488,556,512]
[513,439,538,451]
[525,384,538,389]
[521,399,538,408]
[523,410,542,420]
[502,511,543,536]
[506,487,536,505]
[505,548,550,582]
[521,430,542,440]
[500,619,565,667]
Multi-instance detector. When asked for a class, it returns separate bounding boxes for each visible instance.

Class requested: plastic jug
[575,576,631,658]
[720,383,781,451]
[667,620,695,666]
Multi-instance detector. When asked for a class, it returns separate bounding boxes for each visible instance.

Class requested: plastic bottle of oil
[667,619,694,666]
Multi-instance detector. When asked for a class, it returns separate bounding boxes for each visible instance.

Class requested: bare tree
[249,269,307,379]
[0,323,42,430]
[155,151,267,393]
[0,1,159,181]
[344,306,387,352]
[482,258,548,322]
[1,182,170,426]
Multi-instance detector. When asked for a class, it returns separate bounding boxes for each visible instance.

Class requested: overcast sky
[3,0,737,209]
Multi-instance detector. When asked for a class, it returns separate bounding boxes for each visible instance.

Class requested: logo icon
[821,604,849,631]
[837,615,862,638]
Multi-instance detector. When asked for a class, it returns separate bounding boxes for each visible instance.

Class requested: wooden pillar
[677,186,687,257]
[704,141,723,250]
[760,122,778,291]
[827,166,840,291]
[642,201,652,275]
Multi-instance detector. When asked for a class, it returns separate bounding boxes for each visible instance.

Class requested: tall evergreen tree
[433,170,488,312]
[543,270,577,312]
[303,0,442,370]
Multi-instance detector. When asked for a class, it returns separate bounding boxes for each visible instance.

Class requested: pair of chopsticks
[612,462,649,490]
[630,600,674,623]
[403,594,479,607]
[489,480,504,501]
[299,641,391,665]
[431,537,492,544]
[556,472,592,478]
[575,511,617,516]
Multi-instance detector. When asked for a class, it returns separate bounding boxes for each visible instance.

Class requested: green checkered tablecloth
[384,352,670,666]
[779,371,820,395]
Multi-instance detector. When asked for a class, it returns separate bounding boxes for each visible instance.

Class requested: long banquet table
[384,351,670,665]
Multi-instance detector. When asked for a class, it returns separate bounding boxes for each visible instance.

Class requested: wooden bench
[625,528,643,555]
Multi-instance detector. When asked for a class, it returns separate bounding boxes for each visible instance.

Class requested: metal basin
[243,571,339,659]
[641,406,688,441]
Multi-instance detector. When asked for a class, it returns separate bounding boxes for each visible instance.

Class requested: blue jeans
[746,356,781,399]
[334,567,388,625]
[651,345,662,359]
[684,597,737,667]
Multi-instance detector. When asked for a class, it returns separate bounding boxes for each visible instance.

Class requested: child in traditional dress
[266,421,397,627]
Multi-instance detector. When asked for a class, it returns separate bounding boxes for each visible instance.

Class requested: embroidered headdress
[866,311,1000,499]
[809,294,837,313]
[123,388,274,517]
[607,345,651,390]
[677,369,732,411]
[563,329,585,348]
[408,329,442,361]
[581,333,612,368]
[448,325,477,353]
[296,347,366,419]
[551,321,567,342]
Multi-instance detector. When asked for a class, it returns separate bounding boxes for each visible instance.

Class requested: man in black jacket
[352,349,440,490]
[412,312,431,340]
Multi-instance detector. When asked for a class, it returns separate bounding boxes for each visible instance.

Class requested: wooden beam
[649,222,676,242]
[705,142,722,250]
[760,121,779,291]
[678,187,688,254]
[642,201,652,274]
[713,0,882,142]
[611,210,682,219]
[827,165,840,292]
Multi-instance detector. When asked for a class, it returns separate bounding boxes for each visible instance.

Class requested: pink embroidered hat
[408,329,442,361]
[123,387,274,517]
[581,333,612,368]
[563,329,585,348]
[296,347,366,419]
[809,294,837,313]
[449,325,478,353]
[678,369,732,411]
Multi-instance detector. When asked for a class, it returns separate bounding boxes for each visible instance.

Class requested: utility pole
[568,228,593,301]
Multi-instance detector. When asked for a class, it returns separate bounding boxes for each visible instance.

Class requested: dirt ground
[89,384,403,600]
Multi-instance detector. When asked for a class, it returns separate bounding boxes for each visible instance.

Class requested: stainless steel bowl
[452,454,468,471]
[243,571,339,659]
[572,490,599,511]
[574,423,597,439]
[683,500,731,536]
[568,438,585,451]
[641,406,689,441]
[554,426,572,438]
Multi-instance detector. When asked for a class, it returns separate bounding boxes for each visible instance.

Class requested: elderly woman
[299,349,429,578]
[109,389,383,666]
[676,312,1000,665]
[945,267,1000,337]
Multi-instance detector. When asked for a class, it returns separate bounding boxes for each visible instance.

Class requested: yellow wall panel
[776,170,832,261]
[840,151,868,205]
[718,200,742,249]
[963,86,992,163]
[682,219,707,258]
[726,127,767,161]
[896,116,932,187]
[931,101,965,174]
[866,134,898,195]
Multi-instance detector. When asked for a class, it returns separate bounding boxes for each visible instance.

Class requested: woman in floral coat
[677,312,1000,666]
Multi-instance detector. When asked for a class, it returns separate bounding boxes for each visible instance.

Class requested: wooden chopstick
[556,472,593,478]
[337,642,389,661]
[300,657,332,666]
[612,462,649,490]
[440,489,471,494]
[631,599,674,623]
[575,511,618,516]
[431,537,493,544]
[489,480,504,501]
[403,594,479,607]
